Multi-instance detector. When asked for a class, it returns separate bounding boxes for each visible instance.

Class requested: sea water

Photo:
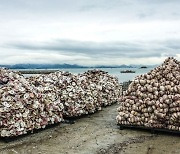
[20,67,154,83]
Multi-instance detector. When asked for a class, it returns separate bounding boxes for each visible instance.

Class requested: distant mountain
[0,64,155,69]
[0,64,87,69]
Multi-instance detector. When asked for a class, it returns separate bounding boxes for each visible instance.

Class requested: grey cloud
[1,0,180,22]
[79,4,100,12]
[7,39,179,59]
[166,45,180,49]
[9,40,143,53]
[164,40,180,49]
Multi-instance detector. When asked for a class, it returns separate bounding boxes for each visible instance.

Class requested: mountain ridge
[0,63,156,69]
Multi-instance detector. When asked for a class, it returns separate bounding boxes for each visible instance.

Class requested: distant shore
[18,70,59,74]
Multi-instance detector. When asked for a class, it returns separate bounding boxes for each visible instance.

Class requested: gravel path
[0,104,179,154]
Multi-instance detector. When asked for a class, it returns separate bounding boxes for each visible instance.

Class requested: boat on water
[120,70,135,73]
[140,66,147,69]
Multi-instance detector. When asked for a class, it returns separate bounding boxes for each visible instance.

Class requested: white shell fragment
[116,57,180,131]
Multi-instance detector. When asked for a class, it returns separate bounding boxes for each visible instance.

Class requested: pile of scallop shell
[28,70,122,117]
[0,68,121,137]
[0,68,64,137]
[116,57,180,131]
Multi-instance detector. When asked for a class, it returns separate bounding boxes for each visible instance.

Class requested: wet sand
[0,104,179,154]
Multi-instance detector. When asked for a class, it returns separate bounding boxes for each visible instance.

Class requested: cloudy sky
[0,0,180,66]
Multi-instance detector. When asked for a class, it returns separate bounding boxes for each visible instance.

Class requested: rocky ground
[0,104,179,154]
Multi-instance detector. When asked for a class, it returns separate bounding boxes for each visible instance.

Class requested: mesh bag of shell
[0,68,64,137]
[116,57,180,131]
[28,70,122,118]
